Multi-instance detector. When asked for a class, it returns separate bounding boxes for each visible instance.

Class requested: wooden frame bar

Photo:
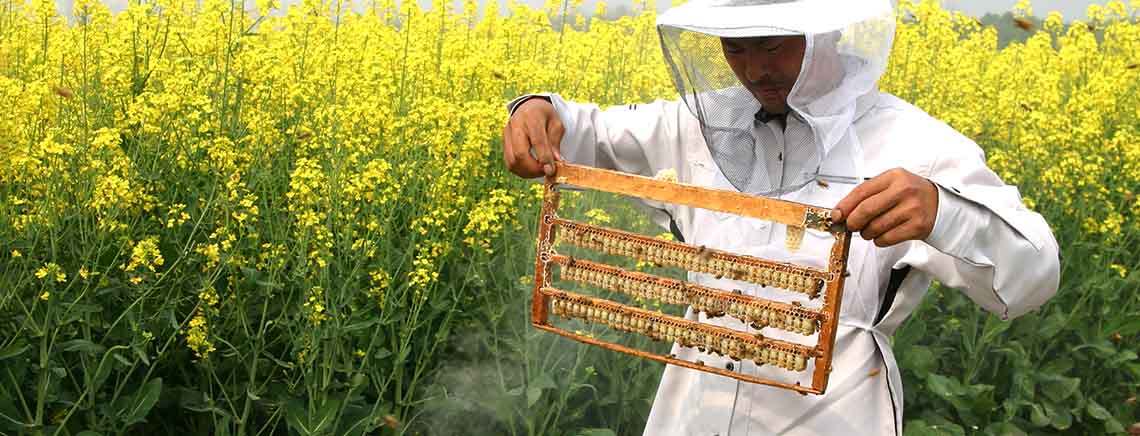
[531,162,851,395]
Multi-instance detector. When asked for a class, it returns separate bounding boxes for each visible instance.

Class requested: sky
[55,0,1107,22]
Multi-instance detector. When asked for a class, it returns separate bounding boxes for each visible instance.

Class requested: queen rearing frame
[530,162,852,395]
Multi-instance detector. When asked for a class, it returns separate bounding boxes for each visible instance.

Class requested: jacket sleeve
[912,138,1061,320]
[506,93,697,233]
[506,93,692,178]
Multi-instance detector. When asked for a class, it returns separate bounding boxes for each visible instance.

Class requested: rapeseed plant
[0,0,1137,433]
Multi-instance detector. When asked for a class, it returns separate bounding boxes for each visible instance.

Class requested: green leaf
[112,352,132,367]
[61,339,106,355]
[910,414,965,435]
[925,374,959,398]
[60,303,103,324]
[132,345,151,367]
[91,349,119,395]
[0,398,26,432]
[75,432,104,436]
[0,342,29,361]
[1028,404,1049,427]
[983,422,1027,436]
[1038,312,1067,338]
[343,319,378,332]
[1044,402,1072,430]
[1038,374,1080,402]
[177,388,223,414]
[575,429,617,436]
[1041,357,1073,375]
[899,345,938,373]
[1074,340,1116,358]
[981,317,1013,343]
[1104,417,1125,433]
[66,303,103,314]
[117,378,162,425]
[526,386,543,407]
[216,415,233,436]
[1086,399,1112,421]
[1012,372,1035,400]
[531,373,557,391]
[903,419,937,436]
[1109,350,1138,367]
[285,398,341,436]
[525,373,559,407]
[1111,317,1140,336]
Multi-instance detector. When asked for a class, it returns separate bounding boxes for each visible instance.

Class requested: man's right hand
[503,97,564,178]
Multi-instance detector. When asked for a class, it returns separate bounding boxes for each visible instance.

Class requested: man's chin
[751,93,788,115]
[759,101,788,115]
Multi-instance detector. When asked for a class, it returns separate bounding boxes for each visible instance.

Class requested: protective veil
[658,0,894,194]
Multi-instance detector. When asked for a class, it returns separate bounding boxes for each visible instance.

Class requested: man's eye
[765,43,782,53]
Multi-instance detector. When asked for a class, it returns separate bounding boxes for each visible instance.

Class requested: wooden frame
[530,162,852,395]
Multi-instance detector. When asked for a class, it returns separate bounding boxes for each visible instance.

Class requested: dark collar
[754,108,788,125]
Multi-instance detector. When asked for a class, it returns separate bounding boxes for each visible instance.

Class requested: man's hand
[831,168,939,247]
[503,98,564,178]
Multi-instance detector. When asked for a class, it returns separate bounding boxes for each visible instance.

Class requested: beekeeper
[501,0,1060,434]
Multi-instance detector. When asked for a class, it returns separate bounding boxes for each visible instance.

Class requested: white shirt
[507,91,1060,436]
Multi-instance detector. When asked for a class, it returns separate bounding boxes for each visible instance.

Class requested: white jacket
[508,92,1060,436]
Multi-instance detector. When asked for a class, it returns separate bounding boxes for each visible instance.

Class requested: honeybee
[1012,16,1034,31]
[383,415,400,429]
[696,245,713,262]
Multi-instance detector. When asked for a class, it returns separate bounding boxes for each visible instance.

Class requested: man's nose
[742,56,771,83]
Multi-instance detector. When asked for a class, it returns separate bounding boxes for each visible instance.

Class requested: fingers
[833,173,891,223]
[844,187,900,232]
[502,98,563,179]
[869,224,912,248]
[510,121,542,177]
[527,117,556,176]
[830,168,940,247]
[502,122,516,169]
[546,115,564,163]
[860,206,909,242]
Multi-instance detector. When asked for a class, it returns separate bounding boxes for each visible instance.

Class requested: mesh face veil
[657,0,895,194]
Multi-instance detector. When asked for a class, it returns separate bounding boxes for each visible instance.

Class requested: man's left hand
[831,168,939,247]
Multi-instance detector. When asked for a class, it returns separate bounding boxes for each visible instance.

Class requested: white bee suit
[506,0,1060,434]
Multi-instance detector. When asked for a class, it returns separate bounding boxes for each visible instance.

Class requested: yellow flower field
[0,0,1137,433]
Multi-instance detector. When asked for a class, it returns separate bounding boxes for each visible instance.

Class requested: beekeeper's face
[720,35,806,114]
